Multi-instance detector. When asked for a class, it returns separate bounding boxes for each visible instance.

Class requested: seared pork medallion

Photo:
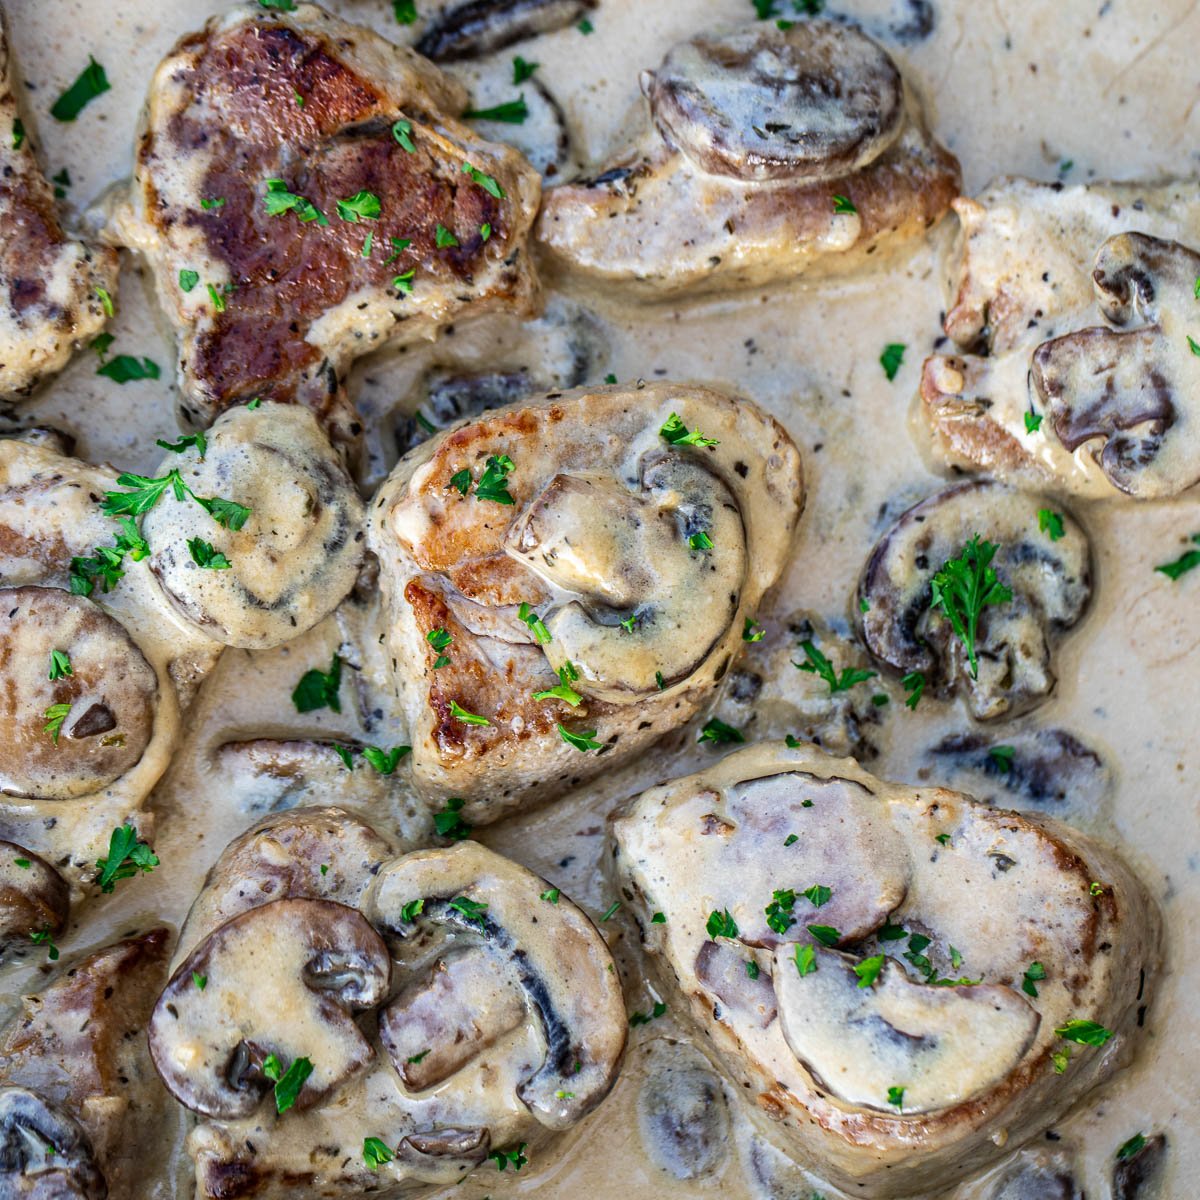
[610,742,1159,1199]
[856,480,1092,721]
[368,381,803,820]
[149,807,625,1199]
[0,928,171,1198]
[922,177,1200,498]
[0,7,118,400]
[536,19,960,295]
[115,1,541,451]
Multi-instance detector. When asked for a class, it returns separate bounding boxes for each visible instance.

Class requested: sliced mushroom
[365,841,626,1129]
[985,1150,1083,1200]
[1031,232,1200,497]
[416,0,597,61]
[149,898,391,1118]
[647,22,903,183]
[636,1040,730,1181]
[1,427,76,457]
[0,587,158,800]
[856,480,1091,720]
[0,1088,105,1199]
[775,946,1038,1113]
[143,403,365,650]
[694,941,777,1029]
[928,728,1110,810]
[507,456,747,700]
[0,843,68,949]
[1113,1132,1168,1200]
[174,807,397,964]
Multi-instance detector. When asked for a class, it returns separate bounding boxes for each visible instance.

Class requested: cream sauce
[1,0,1197,1197]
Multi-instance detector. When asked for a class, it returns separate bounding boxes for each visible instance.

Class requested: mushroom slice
[610,741,1159,1197]
[774,947,1038,1113]
[366,841,626,1129]
[647,22,903,183]
[368,380,802,818]
[0,1088,105,1199]
[0,11,118,401]
[416,0,597,61]
[149,899,391,1118]
[0,842,68,949]
[506,457,746,700]
[1031,232,1200,497]
[174,806,397,961]
[1112,1132,1167,1200]
[536,21,958,296]
[114,2,540,450]
[0,586,158,800]
[142,404,365,650]
[855,480,1091,720]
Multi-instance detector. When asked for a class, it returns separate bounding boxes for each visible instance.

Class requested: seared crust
[367,381,804,821]
[610,743,1160,1198]
[0,7,118,399]
[117,2,541,448]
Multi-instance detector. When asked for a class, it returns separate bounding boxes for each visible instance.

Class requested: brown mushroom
[646,22,903,183]
[1113,1132,1167,1200]
[0,1087,105,1199]
[416,0,597,61]
[0,843,68,950]
[365,841,626,1130]
[855,481,1091,720]
[0,587,158,800]
[149,898,391,1118]
[143,404,365,649]
[1032,232,1200,498]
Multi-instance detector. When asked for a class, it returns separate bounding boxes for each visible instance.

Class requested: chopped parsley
[47,650,72,681]
[463,96,529,124]
[426,627,452,668]
[42,703,71,744]
[259,0,298,8]
[795,639,875,694]
[742,616,765,642]
[157,432,207,458]
[1155,534,1200,581]
[434,797,471,840]
[517,601,552,644]
[393,269,416,294]
[533,661,583,706]
[988,744,1015,772]
[1021,960,1046,998]
[192,971,207,990]
[475,454,515,503]
[51,57,110,122]
[559,724,603,752]
[489,1143,528,1172]
[794,943,817,975]
[385,236,412,264]
[68,517,148,597]
[263,1055,313,1115]
[11,119,24,151]
[660,412,719,447]
[393,0,417,23]
[434,223,459,248]
[765,888,796,935]
[578,17,595,32]
[807,924,840,947]
[688,530,714,552]
[929,535,1012,679]
[745,959,760,979]
[880,343,906,382]
[95,822,158,893]
[854,954,886,988]
[449,896,489,928]
[449,699,490,726]
[902,670,925,709]
[801,884,831,908]
[400,899,424,921]
[336,190,381,222]
[461,161,505,199]
[832,193,857,214]
[97,355,161,383]
[187,538,231,570]
[263,179,327,225]
[1054,1019,1114,1046]
[95,288,114,318]
[887,1085,905,1109]
[1116,1133,1147,1161]
[651,911,666,923]
[513,56,539,84]
[30,927,59,960]
[628,1002,667,1026]
[1025,409,1044,434]
[1038,509,1065,541]
[540,888,560,904]
[361,745,410,775]
[291,653,343,714]
[363,1136,395,1170]
[392,119,416,153]
[706,908,738,939]
[200,197,225,210]
[698,717,743,746]
[206,283,227,312]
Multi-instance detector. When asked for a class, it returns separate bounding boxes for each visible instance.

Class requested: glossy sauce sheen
[2,1,1196,1197]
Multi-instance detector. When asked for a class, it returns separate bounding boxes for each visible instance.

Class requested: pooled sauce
[2,0,1196,1196]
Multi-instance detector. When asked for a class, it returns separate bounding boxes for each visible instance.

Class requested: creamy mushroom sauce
[1,1,1195,1197]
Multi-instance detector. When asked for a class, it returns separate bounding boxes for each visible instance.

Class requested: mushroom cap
[645,21,903,183]
[774,946,1039,1113]
[0,841,69,946]
[365,841,627,1130]
[0,1087,106,1199]
[1032,231,1200,498]
[855,480,1091,720]
[144,403,365,649]
[149,897,391,1118]
[415,0,597,62]
[0,586,158,800]
[505,456,747,701]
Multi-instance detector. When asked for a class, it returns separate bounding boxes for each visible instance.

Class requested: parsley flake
[336,190,381,222]
[795,639,876,694]
[187,538,231,570]
[706,908,739,939]
[660,412,719,447]
[363,1136,395,1169]
[930,535,1012,679]
[1155,534,1200,581]
[880,343,906,381]
[291,653,342,714]
[449,699,490,726]
[1038,509,1065,541]
[832,194,857,214]
[43,703,71,744]
[95,823,158,893]
[51,57,110,122]
[698,717,743,746]
[461,161,505,200]
[559,724,603,752]
[463,96,529,124]
[47,650,72,681]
